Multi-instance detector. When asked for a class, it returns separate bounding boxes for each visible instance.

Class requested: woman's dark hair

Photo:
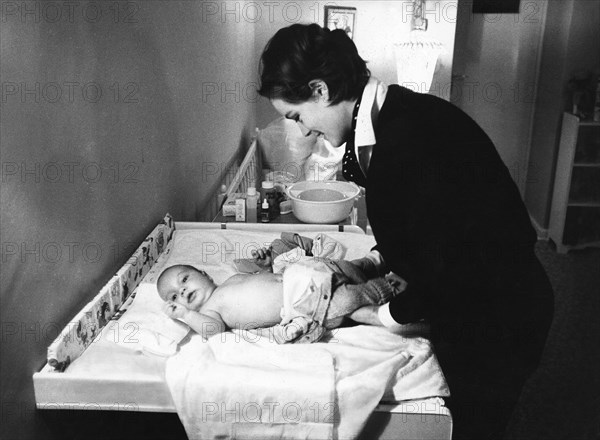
[258,23,370,105]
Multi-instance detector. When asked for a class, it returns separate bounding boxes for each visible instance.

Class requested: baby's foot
[246,324,299,344]
[270,318,312,344]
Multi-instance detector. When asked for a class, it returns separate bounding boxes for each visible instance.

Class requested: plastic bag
[257,117,343,182]
[304,137,344,181]
[258,117,314,181]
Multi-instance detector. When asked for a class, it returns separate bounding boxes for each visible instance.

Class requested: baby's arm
[251,247,274,271]
[163,302,226,339]
[232,247,273,273]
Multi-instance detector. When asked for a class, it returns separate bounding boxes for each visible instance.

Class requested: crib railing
[45,214,176,371]
[222,128,262,201]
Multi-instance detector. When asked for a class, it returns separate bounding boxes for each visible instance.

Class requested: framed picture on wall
[324,6,356,40]
[472,0,520,13]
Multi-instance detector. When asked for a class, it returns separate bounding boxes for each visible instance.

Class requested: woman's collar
[354,77,388,148]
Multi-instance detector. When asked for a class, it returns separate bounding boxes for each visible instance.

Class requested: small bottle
[261,181,280,218]
[246,187,258,223]
[235,198,246,222]
[260,181,275,203]
[261,198,270,223]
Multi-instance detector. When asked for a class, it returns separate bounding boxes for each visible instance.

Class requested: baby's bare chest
[213,275,284,328]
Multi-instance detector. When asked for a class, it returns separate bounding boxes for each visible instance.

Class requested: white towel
[103,283,189,357]
[165,324,449,440]
[166,331,335,440]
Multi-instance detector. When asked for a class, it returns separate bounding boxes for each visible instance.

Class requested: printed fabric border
[46,214,176,371]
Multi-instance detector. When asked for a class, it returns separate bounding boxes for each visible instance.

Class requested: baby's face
[157,265,216,311]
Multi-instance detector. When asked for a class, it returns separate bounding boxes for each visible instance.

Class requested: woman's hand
[385,272,408,294]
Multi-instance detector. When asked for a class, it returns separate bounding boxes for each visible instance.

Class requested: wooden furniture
[213,132,368,231]
[549,113,600,253]
[213,199,361,229]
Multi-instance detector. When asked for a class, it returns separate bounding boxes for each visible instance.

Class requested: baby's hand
[163,301,189,320]
[251,246,273,268]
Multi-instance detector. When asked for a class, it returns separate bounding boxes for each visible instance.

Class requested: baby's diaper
[280,260,333,325]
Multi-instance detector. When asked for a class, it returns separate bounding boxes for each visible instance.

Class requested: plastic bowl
[286,181,361,224]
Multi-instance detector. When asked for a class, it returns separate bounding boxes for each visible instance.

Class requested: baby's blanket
[165,324,449,440]
[159,228,449,438]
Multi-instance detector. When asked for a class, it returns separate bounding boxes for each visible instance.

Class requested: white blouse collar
[354,77,388,149]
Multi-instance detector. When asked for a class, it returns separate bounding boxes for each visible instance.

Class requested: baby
[157,250,406,343]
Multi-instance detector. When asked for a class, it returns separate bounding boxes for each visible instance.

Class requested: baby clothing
[233,232,405,344]
[232,232,346,274]
[271,258,406,344]
[270,232,346,273]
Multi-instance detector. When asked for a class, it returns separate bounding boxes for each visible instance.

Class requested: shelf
[568,166,600,204]
[578,120,600,126]
[213,207,358,227]
[549,113,600,253]
[567,202,600,207]
[573,122,600,163]
[562,206,600,246]
[573,162,600,167]
[552,239,600,253]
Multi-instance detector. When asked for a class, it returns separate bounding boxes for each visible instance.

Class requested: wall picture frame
[472,0,520,13]
[324,6,357,40]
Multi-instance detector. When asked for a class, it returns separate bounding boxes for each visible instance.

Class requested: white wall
[254,1,457,129]
[451,0,548,195]
[525,0,600,229]
[0,2,256,438]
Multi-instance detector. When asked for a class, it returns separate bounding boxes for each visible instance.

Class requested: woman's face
[271,82,354,148]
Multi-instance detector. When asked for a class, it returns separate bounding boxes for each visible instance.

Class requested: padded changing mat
[35,225,449,412]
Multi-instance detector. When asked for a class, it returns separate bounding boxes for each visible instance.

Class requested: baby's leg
[325,273,407,324]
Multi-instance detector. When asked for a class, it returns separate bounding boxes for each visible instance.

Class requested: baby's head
[157,264,216,311]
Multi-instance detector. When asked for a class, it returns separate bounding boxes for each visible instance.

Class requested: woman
[258,23,553,440]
